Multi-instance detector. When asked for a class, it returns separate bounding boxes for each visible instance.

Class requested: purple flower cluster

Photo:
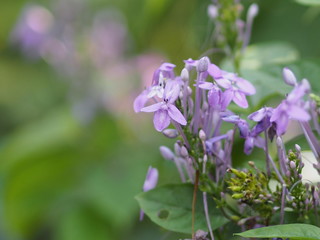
[134,58,319,184]
[135,58,320,234]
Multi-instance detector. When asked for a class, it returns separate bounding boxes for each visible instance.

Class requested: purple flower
[141,80,187,131]
[248,107,274,135]
[184,58,198,71]
[213,71,256,108]
[222,115,264,154]
[270,79,311,136]
[152,62,176,85]
[140,166,159,220]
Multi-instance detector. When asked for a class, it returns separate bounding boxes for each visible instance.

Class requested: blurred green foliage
[1,0,320,239]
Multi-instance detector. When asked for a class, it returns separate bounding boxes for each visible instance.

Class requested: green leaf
[235,223,320,240]
[295,0,320,6]
[136,183,229,234]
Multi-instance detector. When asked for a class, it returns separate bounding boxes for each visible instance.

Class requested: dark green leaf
[136,183,229,234]
[235,223,320,240]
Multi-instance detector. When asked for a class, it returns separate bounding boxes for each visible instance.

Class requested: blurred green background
[1,0,320,239]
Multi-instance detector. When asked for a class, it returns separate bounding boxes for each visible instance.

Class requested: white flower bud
[199,129,206,141]
[207,4,218,19]
[180,146,188,158]
[196,56,209,73]
[174,142,181,156]
[181,68,189,82]
[162,129,179,139]
[159,146,174,160]
[282,67,297,86]
[289,161,296,169]
[247,3,259,20]
[276,136,283,148]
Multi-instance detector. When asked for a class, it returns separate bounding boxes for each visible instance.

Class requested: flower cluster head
[134,57,256,133]
[135,57,320,235]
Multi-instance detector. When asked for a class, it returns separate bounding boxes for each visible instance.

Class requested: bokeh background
[1,0,320,239]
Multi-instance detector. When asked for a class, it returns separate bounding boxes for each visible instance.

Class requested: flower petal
[199,82,214,90]
[141,102,162,112]
[165,80,180,103]
[221,89,234,110]
[233,91,248,108]
[168,104,187,125]
[153,109,171,131]
[236,78,256,95]
[288,105,311,121]
[275,113,289,136]
[215,77,232,89]
[134,90,149,113]
[207,63,222,79]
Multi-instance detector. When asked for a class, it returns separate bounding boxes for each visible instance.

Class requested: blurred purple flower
[140,166,159,221]
[11,4,54,59]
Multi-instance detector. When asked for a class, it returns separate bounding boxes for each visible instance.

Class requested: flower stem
[192,170,199,239]
[264,130,271,177]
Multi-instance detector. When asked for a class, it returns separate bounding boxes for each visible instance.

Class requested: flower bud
[207,4,218,19]
[247,3,259,19]
[199,129,206,141]
[197,56,209,73]
[180,146,189,158]
[181,68,189,82]
[295,144,301,152]
[289,161,296,169]
[232,193,244,199]
[162,129,179,139]
[187,86,192,95]
[174,142,181,156]
[159,146,174,160]
[286,170,291,177]
[282,67,297,86]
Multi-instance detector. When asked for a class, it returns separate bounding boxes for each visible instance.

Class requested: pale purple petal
[244,137,254,155]
[254,136,265,149]
[184,58,198,71]
[288,105,311,121]
[168,104,187,125]
[221,89,234,110]
[222,114,240,123]
[160,62,176,72]
[236,78,256,95]
[152,69,160,85]
[248,108,266,122]
[143,166,159,192]
[199,82,214,90]
[287,79,310,103]
[165,80,180,103]
[275,113,289,136]
[141,102,163,112]
[215,77,232,89]
[237,119,249,138]
[233,91,248,108]
[154,109,171,131]
[134,90,149,113]
[270,103,284,123]
[208,86,222,108]
[207,63,222,79]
